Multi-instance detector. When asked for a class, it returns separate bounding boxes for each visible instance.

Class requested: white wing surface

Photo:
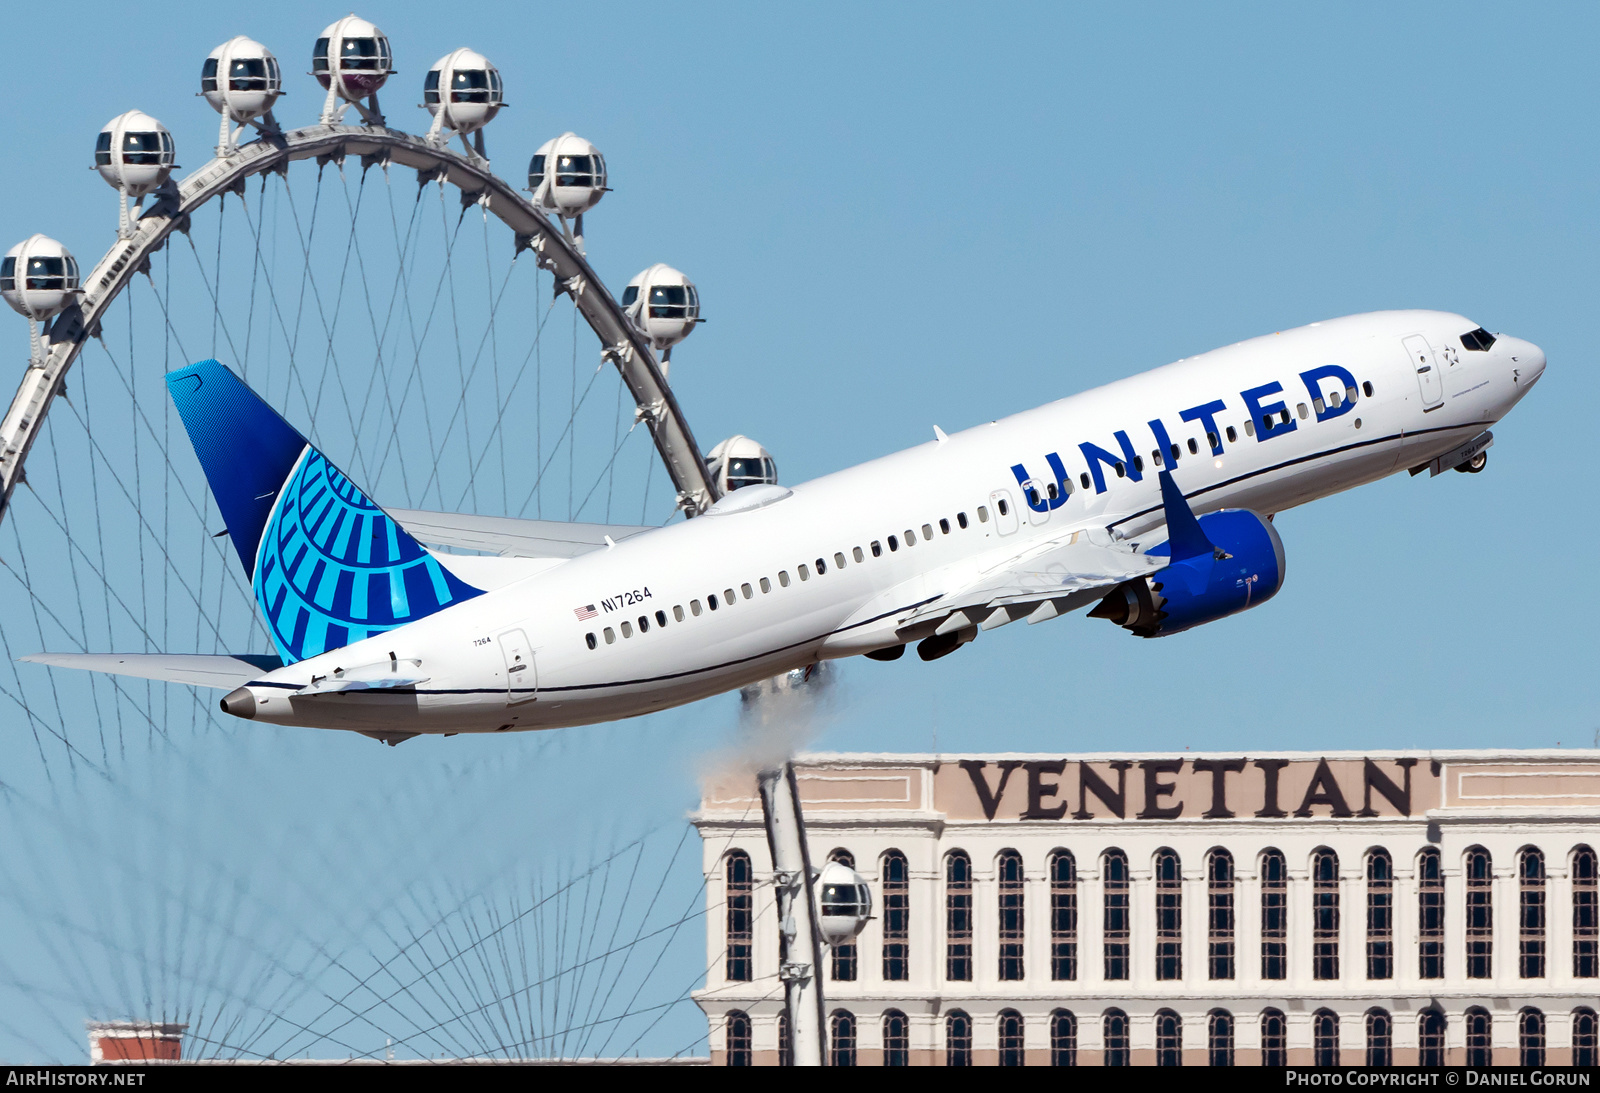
[386,509,655,559]
[20,652,283,689]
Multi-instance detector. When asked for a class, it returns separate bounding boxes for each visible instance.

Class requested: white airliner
[26,310,1544,744]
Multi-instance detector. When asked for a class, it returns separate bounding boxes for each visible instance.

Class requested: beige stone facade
[692,751,1600,1066]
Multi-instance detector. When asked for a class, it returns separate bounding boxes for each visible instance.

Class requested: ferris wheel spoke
[511,346,611,520]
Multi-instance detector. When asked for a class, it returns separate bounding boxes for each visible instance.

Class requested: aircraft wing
[901,528,1166,634]
[385,509,656,559]
[20,652,283,689]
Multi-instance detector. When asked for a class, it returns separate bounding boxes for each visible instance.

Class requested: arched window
[725,1011,751,1066]
[1365,1008,1392,1067]
[1312,850,1340,980]
[882,1010,908,1067]
[1051,850,1078,981]
[1521,847,1546,979]
[1260,1009,1287,1067]
[1208,1009,1234,1066]
[998,1009,1024,1066]
[881,850,909,982]
[1260,849,1287,980]
[1466,848,1493,979]
[830,1010,856,1067]
[1155,1009,1182,1066]
[1313,1009,1339,1066]
[1465,1006,1491,1066]
[1418,847,1444,979]
[1574,1007,1598,1067]
[945,851,972,981]
[1574,846,1598,978]
[725,850,753,981]
[1050,1010,1076,1066]
[998,850,1025,981]
[945,1009,971,1067]
[1103,850,1130,980]
[1208,850,1235,980]
[829,849,858,982]
[1418,1008,1446,1066]
[1519,1008,1545,1067]
[1156,850,1182,980]
[778,1011,790,1068]
[1366,849,1393,979]
[1103,1008,1130,1067]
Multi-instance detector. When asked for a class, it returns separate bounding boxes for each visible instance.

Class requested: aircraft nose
[1501,335,1546,388]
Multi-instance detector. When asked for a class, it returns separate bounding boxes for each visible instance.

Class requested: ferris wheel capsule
[1,236,80,364]
[313,14,393,127]
[528,133,607,218]
[706,436,777,493]
[95,111,176,240]
[202,37,284,155]
[816,859,873,946]
[622,264,701,368]
[423,48,504,157]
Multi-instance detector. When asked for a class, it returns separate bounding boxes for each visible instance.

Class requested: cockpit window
[1460,327,1496,352]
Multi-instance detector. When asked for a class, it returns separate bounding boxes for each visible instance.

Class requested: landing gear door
[1403,334,1444,410]
[989,489,1020,535]
[498,628,537,705]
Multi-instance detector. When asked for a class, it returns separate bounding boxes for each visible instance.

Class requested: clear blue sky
[0,0,1593,1062]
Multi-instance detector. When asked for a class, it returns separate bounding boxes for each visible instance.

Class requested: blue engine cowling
[1089,509,1286,637]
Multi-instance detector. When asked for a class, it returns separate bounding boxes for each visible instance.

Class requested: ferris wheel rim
[0,123,718,536]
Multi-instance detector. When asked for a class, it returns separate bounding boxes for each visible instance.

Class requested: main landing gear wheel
[1456,451,1488,473]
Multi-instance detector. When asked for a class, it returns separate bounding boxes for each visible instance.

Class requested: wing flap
[20,652,283,690]
[386,509,655,559]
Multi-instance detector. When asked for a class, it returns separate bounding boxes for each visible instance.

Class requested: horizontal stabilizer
[386,509,655,559]
[21,652,283,690]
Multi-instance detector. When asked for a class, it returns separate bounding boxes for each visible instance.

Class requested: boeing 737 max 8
[24,309,1545,743]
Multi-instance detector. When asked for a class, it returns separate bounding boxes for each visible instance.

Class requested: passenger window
[870,541,882,557]
[1330,390,1342,408]
[814,558,826,575]
[1313,397,1325,415]
[691,599,702,616]
[621,621,634,638]
[1113,462,1125,478]
[604,627,616,644]
[1225,426,1237,442]
[1296,403,1308,420]
[1132,456,1144,473]
[1244,419,1255,437]
[1206,431,1218,449]
[760,577,771,593]
[940,518,950,534]
[888,535,900,550]
[742,583,753,599]
[853,546,865,562]
[922,524,933,539]
[708,594,719,610]
[656,609,667,626]
[834,552,846,569]
[997,499,1010,517]
[799,565,810,580]
[725,587,737,602]
[1261,415,1272,431]
[1187,438,1199,455]
[779,571,790,587]
[957,512,968,529]
[585,632,597,650]
[1079,473,1090,489]
[1279,409,1290,424]
[1358,382,1370,399]
[674,605,685,622]
[905,529,916,545]
[638,615,649,633]
[1169,443,1180,462]
[1152,450,1162,467]
[976,508,988,524]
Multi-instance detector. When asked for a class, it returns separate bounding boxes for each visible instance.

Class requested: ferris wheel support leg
[757,763,827,1066]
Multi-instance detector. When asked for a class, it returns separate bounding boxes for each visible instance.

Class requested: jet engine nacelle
[1091,509,1286,637]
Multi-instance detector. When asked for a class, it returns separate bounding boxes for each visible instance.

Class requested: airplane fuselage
[231,310,1546,736]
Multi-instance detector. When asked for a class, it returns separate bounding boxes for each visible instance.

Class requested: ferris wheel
[0,15,772,771]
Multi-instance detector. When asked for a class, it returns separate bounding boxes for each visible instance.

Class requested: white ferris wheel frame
[0,124,721,532]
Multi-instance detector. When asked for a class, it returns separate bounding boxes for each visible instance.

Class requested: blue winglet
[1156,469,1215,562]
[166,360,483,665]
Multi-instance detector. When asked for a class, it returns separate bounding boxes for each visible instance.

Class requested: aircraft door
[989,489,1020,535]
[1403,334,1444,409]
[1020,478,1051,526]
[498,628,537,705]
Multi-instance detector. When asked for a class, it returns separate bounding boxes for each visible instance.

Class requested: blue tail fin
[167,360,483,665]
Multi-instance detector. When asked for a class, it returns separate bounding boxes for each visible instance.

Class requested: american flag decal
[574,604,597,621]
